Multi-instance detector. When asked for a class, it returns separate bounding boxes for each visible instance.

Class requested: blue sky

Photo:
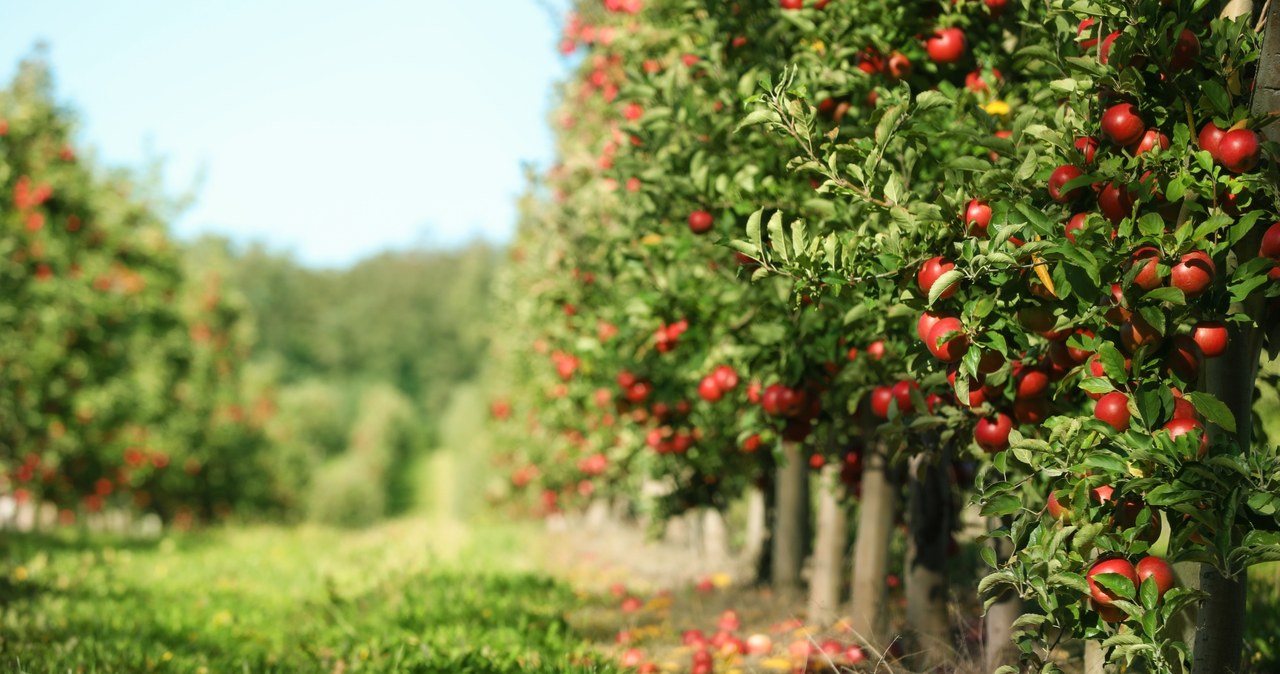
[1,2,569,267]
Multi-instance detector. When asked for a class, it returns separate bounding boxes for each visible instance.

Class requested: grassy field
[0,384,616,674]
[0,518,615,674]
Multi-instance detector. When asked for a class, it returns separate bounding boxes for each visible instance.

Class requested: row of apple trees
[0,57,284,524]
[487,0,1279,672]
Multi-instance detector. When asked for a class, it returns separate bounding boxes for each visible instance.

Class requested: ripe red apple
[1199,122,1227,159]
[780,0,803,8]
[847,346,859,361]
[926,28,967,64]
[1065,212,1088,243]
[1099,182,1135,224]
[1098,31,1122,66]
[978,350,1005,374]
[975,413,1013,453]
[1130,247,1164,290]
[1075,136,1099,164]
[1094,392,1132,432]
[1016,369,1050,399]
[1087,558,1139,611]
[1164,417,1209,456]
[927,317,968,362]
[1120,314,1163,354]
[1192,321,1228,358]
[918,256,958,300]
[713,365,739,391]
[1132,129,1170,157]
[1218,129,1261,173]
[1167,335,1202,380]
[1136,556,1176,601]
[1260,222,1280,259]
[1101,104,1146,146]
[917,310,948,343]
[688,210,714,233]
[871,386,895,419]
[965,199,992,237]
[1014,396,1050,424]
[867,340,887,359]
[698,376,723,402]
[1170,251,1215,298]
[892,380,919,414]
[1170,29,1200,70]
[1048,165,1085,203]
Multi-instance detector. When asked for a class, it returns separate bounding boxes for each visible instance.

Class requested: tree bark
[984,518,1022,672]
[905,447,954,670]
[744,485,768,568]
[850,434,896,645]
[1085,640,1108,674]
[772,439,808,594]
[808,462,848,625]
[703,507,729,567]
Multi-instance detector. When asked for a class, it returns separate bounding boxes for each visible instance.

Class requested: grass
[0,518,616,673]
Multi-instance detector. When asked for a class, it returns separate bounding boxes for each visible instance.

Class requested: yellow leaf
[1032,254,1057,298]
[983,100,1011,116]
[761,657,794,671]
[641,234,664,246]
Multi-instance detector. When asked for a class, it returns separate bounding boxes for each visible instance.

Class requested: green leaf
[1140,576,1159,611]
[1093,573,1136,601]
[767,210,789,262]
[983,493,1023,517]
[928,270,963,306]
[1183,392,1236,433]
[1048,572,1090,596]
[1098,342,1128,381]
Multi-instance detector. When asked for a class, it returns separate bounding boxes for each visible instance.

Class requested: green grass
[0,519,615,674]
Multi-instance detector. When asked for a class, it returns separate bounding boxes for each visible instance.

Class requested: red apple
[927,317,968,362]
[1164,417,1209,456]
[1047,491,1070,520]
[1132,130,1170,157]
[917,311,948,343]
[1170,251,1215,299]
[965,199,992,237]
[1136,556,1176,601]
[1087,557,1139,611]
[892,380,919,414]
[926,28,967,64]
[867,340,887,360]
[1076,136,1099,164]
[871,386,895,419]
[1048,165,1085,203]
[1260,222,1280,259]
[975,413,1013,453]
[688,210,714,233]
[1099,182,1135,224]
[918,256,958,299]
[1120,314,1163,354]
[1199,122,1227,159]
[698,376,723,402]
[1077,18,1100,48]
[1016,369,1050,399]
[1130,247,1164,290]
[1014,397,1050,424]
[1065,212,1088,243]
[1192,321,1228,358]
[1101,103,1146,146]
[1170,29,1200,70]
[1095,392,1132,432]
[1218,129,1261,174]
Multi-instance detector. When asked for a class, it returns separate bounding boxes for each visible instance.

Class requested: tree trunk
[850,435,896,645]
[703,507,729,567]
[984,517,1022,672]
[1085,640,1108,674]
[744,485,768,570]
[906,448,954,670]
[772,439,808,594]
[808,462,848,625]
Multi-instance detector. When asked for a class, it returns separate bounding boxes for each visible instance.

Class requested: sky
[0,1,570,268]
